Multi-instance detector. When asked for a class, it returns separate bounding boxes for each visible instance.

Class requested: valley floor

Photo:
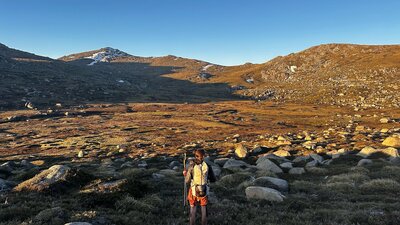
[0,101,399,225]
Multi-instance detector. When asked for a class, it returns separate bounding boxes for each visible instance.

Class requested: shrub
[291,180,320,193]
[360,179,400,194]
[327,172,369,185]
[115,194,162,213]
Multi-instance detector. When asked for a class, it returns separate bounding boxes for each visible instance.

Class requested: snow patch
[202,64,213,71]
[86,47,129,66]
[246,77,254,83]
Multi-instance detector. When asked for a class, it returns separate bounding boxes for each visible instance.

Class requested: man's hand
[183,170,187,177]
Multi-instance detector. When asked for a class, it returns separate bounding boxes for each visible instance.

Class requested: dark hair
[194,149,205,156]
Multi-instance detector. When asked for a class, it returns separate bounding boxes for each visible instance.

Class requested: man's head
[194,149,205,165]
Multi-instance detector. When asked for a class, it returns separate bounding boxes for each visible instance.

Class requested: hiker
[183,149,216,225]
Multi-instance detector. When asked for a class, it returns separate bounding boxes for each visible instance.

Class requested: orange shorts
[188,188,208,206]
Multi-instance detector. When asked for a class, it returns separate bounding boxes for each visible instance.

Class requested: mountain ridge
[1,42,399,110]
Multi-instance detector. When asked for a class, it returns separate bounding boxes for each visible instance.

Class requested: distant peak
[85,47,131,66]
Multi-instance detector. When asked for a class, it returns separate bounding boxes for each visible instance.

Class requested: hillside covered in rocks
[1,43,399,110]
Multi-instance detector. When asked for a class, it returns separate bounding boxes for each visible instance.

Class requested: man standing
[183,149,216,225]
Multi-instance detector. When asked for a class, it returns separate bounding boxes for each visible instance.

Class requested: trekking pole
[183,153,187,215]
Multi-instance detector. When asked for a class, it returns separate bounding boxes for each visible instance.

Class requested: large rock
[235,144,248,158]
[357,159,373,166]
[357,146,379,158]
[289,167,305,175]
[253,177,288,192]
[310,154,324,163]
[279,162,293,169]
[292,155,311,163]
[80,179,128,194]
[257,154,289,164]
[245,186,285,202]
[381,147,399,158]
[0,178,16,191]
[214,158,230,167]
[13,165,88,192]
[305,160,319,168]
[272,150,291,157]
[223,159,250,169]
[382,136,400,148]
[256,159,283,173]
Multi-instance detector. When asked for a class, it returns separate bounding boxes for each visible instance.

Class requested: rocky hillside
[0,44,235,110]
[1,43,399,110]
[212,44,400,109]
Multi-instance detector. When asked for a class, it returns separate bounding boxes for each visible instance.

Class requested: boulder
[235,144,248,158]
[357,159,373,166]
[380,118,390,123]
[382,136,400,148]
[289,167,305,175]
[257,154,289,164]
[253,177,288,192]
[0,178,16,191]
[272,150,291,157]
[256,159,283,173]
[305,160,318,168]
[310,154,324,163]
[214,158,230,167]
[279,162,293,169]
[223,159,250,170]
[292,155,311,163]
[357,146,379,158]
[13,165,89,192]
[381,147,399,158]
[169,160,181,169]
[245,186,285,202]
[80,179,128,194]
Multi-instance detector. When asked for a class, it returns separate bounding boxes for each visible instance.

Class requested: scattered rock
[256,159,283,173]
[223,159,250,170]
[245,186,285,202]
[310,154,324,163]
[380,118,390,123]
[305,160,318,168]
[289,167,305,175]
[80,179,128,194]
[272,149,291,157]
[357,146,379,158]
[13,165,89,192]
[381,147,399,158]
[253,176,289,192]
[137,161,148,168]
[279,162,293,169]
[357,159,373,166]
[169,161,181,169]
[214,158,229,167]
[382,136,400,148]
[77,150,84,158]
[235,144,248,158]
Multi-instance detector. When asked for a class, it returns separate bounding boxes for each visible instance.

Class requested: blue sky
[1,0,399,65]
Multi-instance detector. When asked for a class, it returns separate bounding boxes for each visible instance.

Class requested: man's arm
[184,161,194,184]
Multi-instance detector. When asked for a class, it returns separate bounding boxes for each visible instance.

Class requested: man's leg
[201,205,207,225]
[190,205,196,225]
